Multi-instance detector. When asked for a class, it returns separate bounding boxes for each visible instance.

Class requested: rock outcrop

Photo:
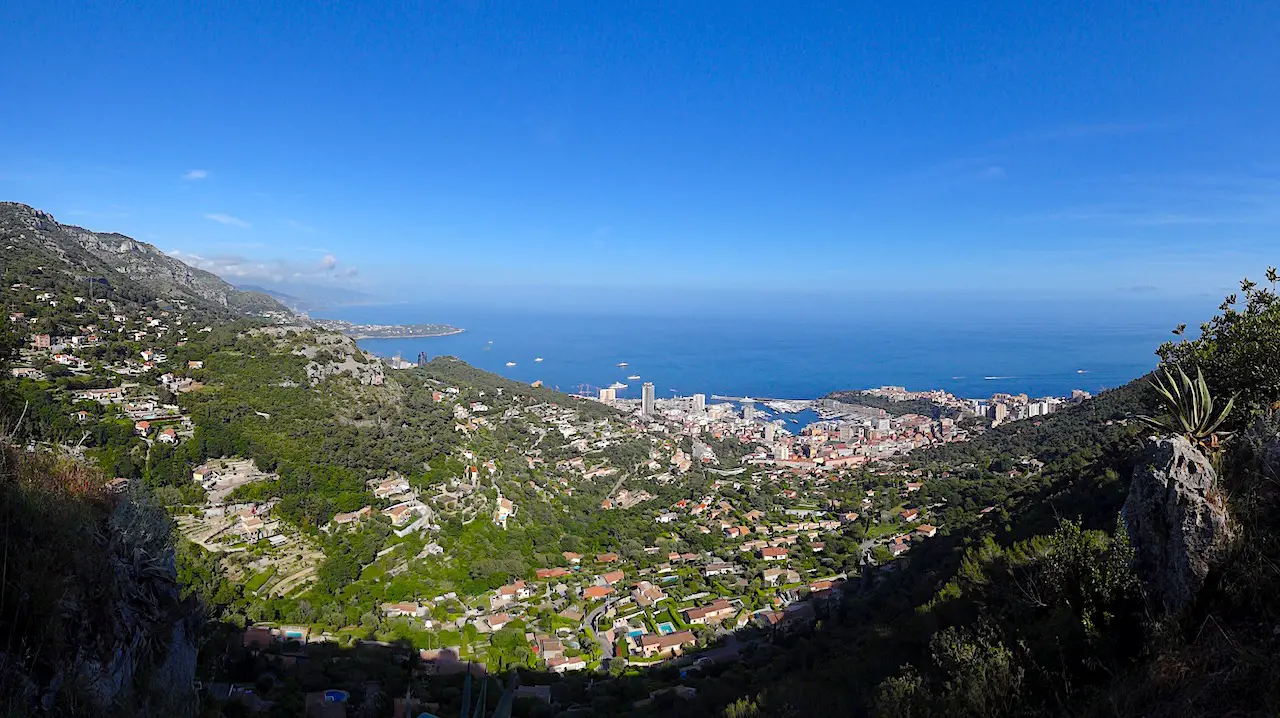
[0,442,200,717]
[1124,436,1234,613]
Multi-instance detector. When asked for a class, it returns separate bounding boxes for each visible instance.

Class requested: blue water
[628,629,644,638]
[657,622,675,635]
[319,297,1209,402]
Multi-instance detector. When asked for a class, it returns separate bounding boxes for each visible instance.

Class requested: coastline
[347,328,466,340]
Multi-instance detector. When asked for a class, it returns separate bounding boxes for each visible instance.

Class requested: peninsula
[310,318,463,339]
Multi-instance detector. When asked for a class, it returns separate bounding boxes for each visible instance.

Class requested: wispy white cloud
[203,213,250,229]
[284,218,316,233]
[183,169,209,181]
[166,249,359,284]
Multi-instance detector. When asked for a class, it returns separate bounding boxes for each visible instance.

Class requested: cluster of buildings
[7,283,217,448]
[970,391,1085,425]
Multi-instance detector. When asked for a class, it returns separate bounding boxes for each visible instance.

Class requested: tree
[1158,272,1280,417]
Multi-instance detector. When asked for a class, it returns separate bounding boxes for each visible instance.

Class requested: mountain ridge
[0,201,286,316]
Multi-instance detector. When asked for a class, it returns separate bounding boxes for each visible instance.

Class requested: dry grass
[0,440,183,716]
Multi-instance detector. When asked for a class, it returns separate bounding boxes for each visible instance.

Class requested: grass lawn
[244,566,277,594]
[864,521,900,539]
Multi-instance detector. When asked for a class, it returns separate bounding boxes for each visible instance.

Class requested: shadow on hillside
[0,440,198,717]
[645,431,1145,717]
[203,623,637,717]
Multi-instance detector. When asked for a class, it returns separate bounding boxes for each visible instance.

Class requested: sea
[316,295,1216,412]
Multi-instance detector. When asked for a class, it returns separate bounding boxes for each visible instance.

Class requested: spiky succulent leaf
[1139,365,1235,454]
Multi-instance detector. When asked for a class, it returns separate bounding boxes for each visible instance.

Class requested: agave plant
[1138,365,1236,452]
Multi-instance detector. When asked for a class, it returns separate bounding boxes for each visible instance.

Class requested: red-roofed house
[681,599,735,625]
[546,655,587,673]
[332,505,372,527]
[638,630,696,658]
[381,602,424,618]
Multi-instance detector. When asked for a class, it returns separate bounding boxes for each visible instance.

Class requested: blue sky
[2,1,1278,309]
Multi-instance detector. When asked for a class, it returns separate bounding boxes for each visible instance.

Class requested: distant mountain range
[0,201,285,316]
[234,282,379,313]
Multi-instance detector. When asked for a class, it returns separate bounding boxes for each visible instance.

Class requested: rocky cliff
[1124,436,1234,613]
[0,444,199,716]
[0,201,284,316]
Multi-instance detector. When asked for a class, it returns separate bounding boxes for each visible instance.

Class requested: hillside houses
[493,496,516,528]
[372,476,412,499]
[631,580,667,606]
[682,599,735,625]
[638,630,696,658]
[328,506,372,531]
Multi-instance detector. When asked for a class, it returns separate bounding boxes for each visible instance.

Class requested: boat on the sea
[506,361,516,367]
[535,357,544,362]
[627,375,640,380]
[1077,369,1088,374]
[616,362,629,367]
[609,381,628,390]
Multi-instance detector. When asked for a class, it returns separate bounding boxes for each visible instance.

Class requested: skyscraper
[742,401,755,421]
[642,382,655,416]
[692,393,706,414]
[599,387,616,405]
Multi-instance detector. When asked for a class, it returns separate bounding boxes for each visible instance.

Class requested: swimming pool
[657,622,675,635]
[628,629,644,638]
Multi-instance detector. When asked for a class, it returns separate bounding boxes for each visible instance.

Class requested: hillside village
[1,203,1117,717]
[3,264,992,676]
